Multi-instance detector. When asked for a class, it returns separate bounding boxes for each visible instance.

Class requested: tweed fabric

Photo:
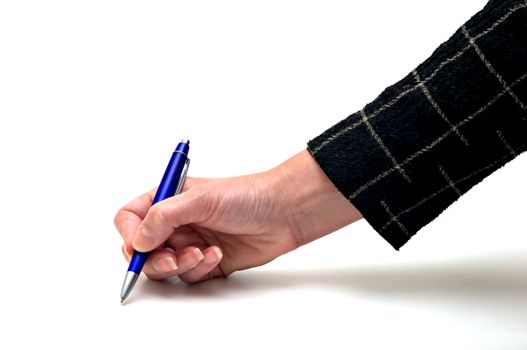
[308,0,527,250]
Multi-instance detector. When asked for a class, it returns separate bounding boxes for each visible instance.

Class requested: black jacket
[307,0,527,250]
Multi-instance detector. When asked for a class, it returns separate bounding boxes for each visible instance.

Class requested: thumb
[132,191,211,252]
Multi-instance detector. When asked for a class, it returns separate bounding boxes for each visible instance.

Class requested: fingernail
[153,256,178,273]
[133,235,154,252]
[122,245,130,260]
[133,227,155,252]
[193,248,205,261]
[124,245,132,258]
[213,247,223,260]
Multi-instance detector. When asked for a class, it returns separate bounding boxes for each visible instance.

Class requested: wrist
[269,149,362,247]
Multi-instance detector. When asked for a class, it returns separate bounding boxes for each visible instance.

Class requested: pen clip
[175,158,190,195]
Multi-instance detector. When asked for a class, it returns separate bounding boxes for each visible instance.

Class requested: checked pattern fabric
[308,0,527,250]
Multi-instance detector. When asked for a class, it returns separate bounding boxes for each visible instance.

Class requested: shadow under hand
[130,249,527,309]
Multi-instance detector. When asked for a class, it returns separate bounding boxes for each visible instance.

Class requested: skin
[114,150,363,284]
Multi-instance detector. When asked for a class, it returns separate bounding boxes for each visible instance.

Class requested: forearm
[269,150,363,247]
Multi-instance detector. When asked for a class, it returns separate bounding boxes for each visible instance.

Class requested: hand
[114,150,362,284]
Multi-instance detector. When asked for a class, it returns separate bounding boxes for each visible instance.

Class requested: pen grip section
[128,251,149,273]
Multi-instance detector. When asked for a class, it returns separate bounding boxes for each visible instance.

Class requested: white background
[1,0,526,349]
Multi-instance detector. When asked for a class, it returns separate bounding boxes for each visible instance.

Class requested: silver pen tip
[181,138,190,145]
[121,297,125,304]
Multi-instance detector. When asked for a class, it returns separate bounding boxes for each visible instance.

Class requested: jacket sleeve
[307,0,527,250]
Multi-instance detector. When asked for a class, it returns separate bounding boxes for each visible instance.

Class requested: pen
[120,138,191,303]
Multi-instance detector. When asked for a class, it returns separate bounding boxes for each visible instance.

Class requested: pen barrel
[152,150,188,205]
[127,149,188,274]
[123,140,190,293]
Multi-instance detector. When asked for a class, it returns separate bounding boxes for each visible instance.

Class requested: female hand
[114,150,362,284]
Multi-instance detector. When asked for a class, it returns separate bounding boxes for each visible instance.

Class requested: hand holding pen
[120,139,191,302]
[115,148,362,302]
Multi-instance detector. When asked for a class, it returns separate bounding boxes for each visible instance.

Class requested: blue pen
[120,138,190,303]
